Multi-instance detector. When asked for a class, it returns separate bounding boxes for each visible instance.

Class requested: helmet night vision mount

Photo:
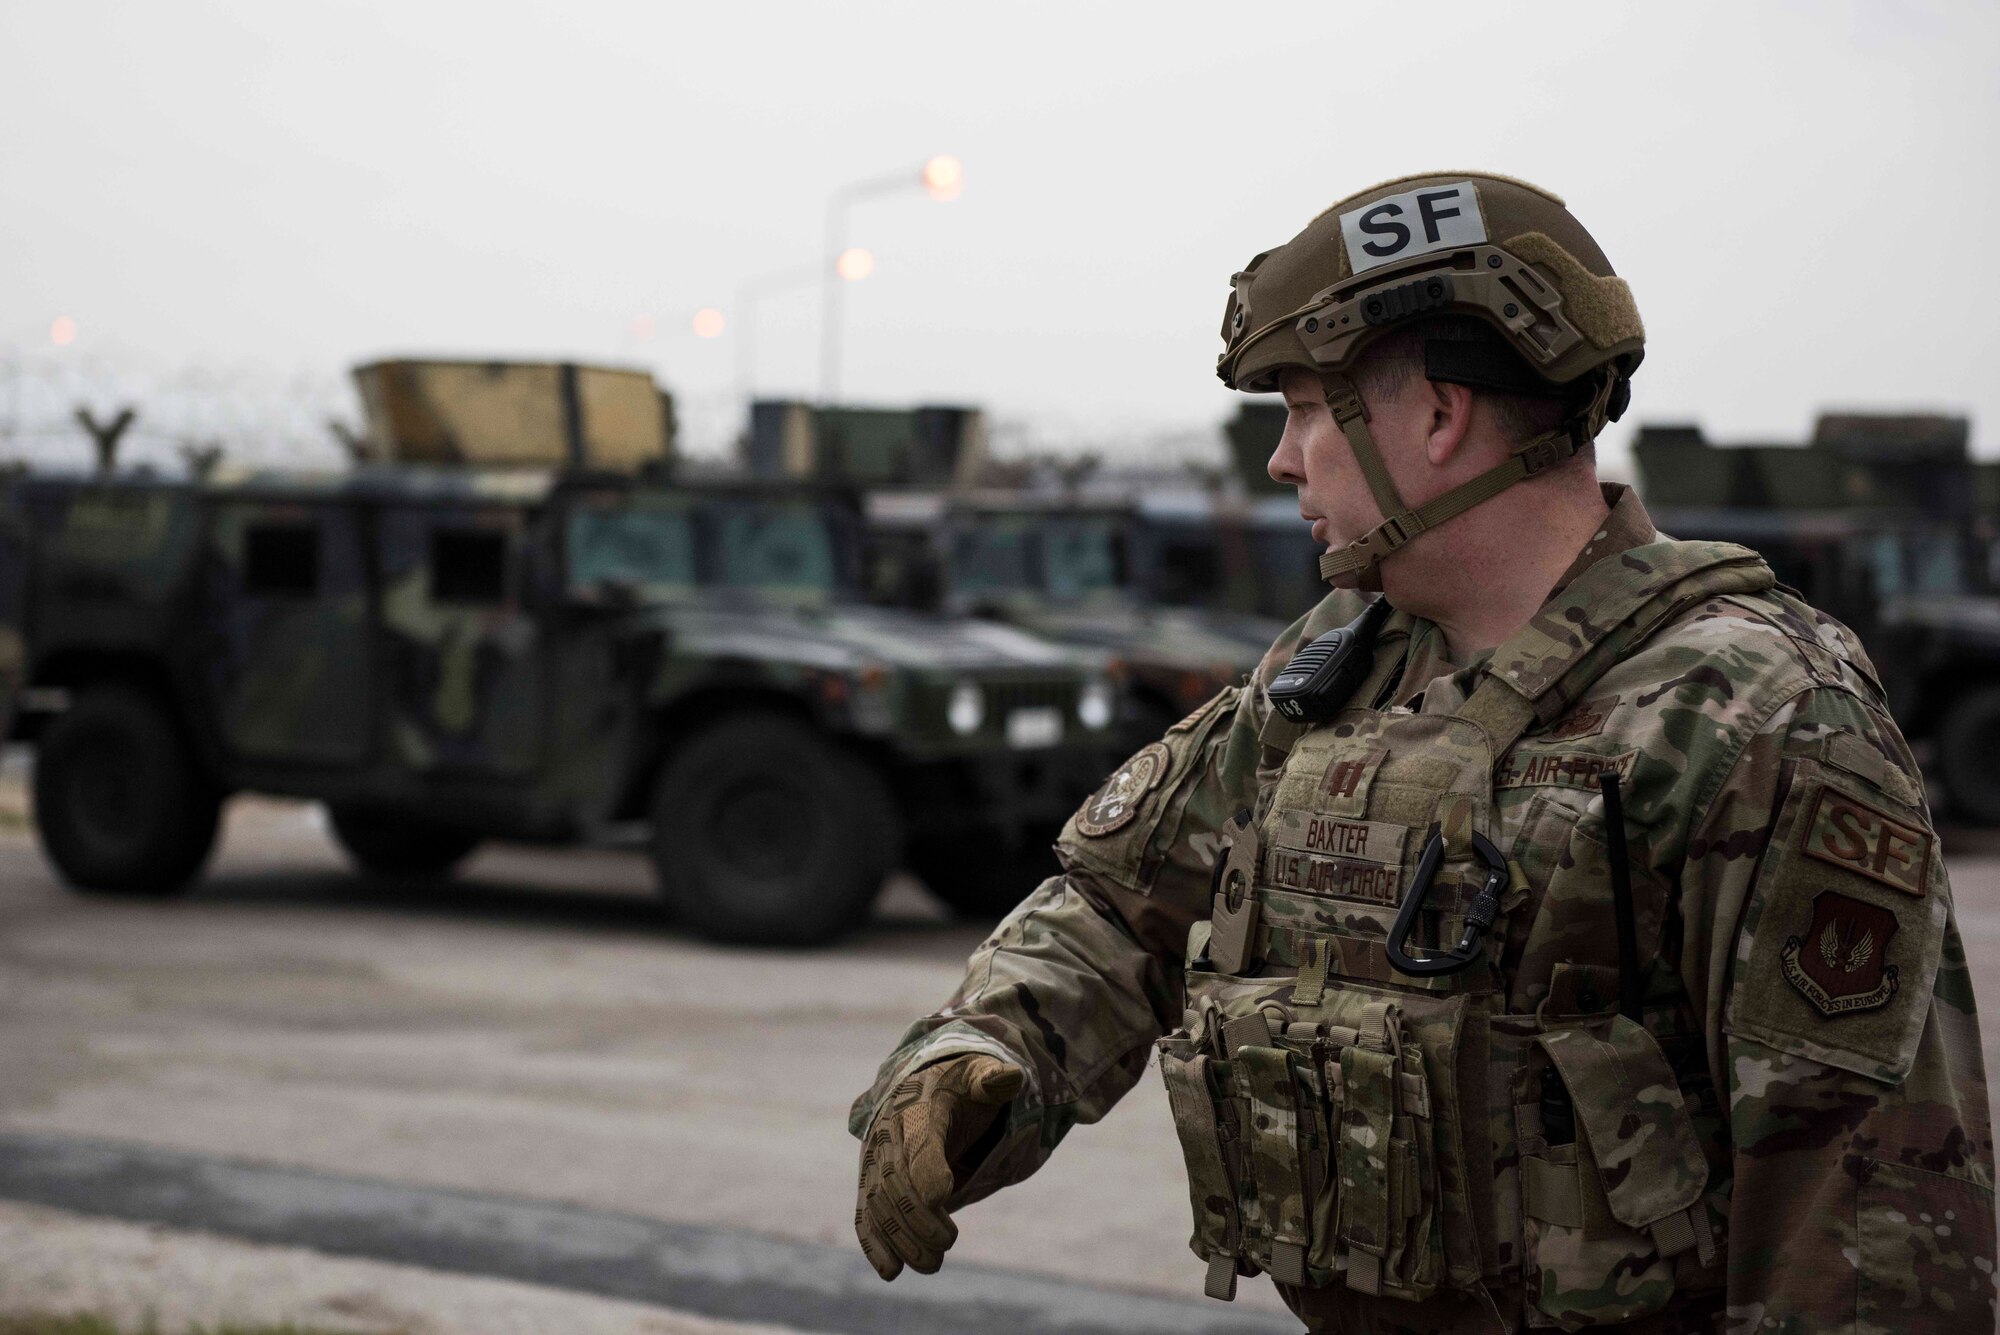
[1218,173,1646,591]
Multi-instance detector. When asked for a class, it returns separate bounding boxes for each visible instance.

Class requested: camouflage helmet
[1217,172,1644,590]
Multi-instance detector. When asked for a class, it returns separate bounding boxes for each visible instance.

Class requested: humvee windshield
[1859,530,1966,599]
[565,493,842,598]
[1042,517,1122,599]
[954,514,1123,600]
[708,499,839,594]
[568,502,698,594]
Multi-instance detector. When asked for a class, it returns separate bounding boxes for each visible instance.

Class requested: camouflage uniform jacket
[852,485,1995,1333]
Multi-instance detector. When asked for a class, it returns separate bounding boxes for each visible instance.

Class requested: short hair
[1347,315,1592,468]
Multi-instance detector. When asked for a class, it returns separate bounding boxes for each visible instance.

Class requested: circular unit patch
[1074,742,1172,838]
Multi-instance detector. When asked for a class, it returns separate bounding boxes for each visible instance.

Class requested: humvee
[1,362,1123,939]
[864,492,1296,741]
[1636,414,2000,823]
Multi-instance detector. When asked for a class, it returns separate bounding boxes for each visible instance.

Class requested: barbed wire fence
[0,343,359,477]
[0,342,1237,486]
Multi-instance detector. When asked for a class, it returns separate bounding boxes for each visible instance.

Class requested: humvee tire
[1940,686,2000,826]
[34,687,221,895]
[649,713,899,945]
[909,834,1057,921]
[328,805,482,876]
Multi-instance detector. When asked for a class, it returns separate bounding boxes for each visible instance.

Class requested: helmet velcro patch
[1505,232,1644,350]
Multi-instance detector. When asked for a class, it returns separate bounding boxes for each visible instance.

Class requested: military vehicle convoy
[1636,414,2000,822]
[0,361,1124,940]
[746,394,1319,738]
[862,492,1294,742]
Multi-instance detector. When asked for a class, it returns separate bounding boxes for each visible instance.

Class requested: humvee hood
[647,603,1100,674]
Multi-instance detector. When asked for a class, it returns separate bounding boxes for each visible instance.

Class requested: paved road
[0,786,1296,1322]
[0,1132,1294,1335]
[2,777,1999,1328]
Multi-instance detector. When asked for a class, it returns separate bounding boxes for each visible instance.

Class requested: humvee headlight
[947,682,985,735]
[1078,680,1115,731]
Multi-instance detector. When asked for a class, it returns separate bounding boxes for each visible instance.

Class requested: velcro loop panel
[1648,1207,1697,1259]
[1222,1012,1275,1057]
[1502,231,1644,349]
[1522,1154,1583,1227]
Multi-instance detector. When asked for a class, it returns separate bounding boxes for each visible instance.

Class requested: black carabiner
[1385,829,1509,977]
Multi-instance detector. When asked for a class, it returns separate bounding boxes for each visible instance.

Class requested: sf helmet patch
[1339,181,1487,276]
[1075,743,1172,837]
[1781,890,1901,1016]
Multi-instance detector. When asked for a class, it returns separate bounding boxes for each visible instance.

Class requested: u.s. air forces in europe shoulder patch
[1782,890,1901,1016]
[1075,743,1171,837]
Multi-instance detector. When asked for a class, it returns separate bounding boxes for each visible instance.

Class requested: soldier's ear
[1421,380,1476,469]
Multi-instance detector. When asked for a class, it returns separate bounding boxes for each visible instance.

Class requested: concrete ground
[1,757,1997,1332]
[0,763,1296,1332]
[0,1198,815,1335]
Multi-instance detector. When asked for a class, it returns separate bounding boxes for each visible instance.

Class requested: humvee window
[708,502,836,593]
[1041,517,1122,600]
[243,523,320,597]
[954,515,1122,601]
[1153,533,1224,607]
[1257,535,1323,617]
[1864,533,1906,598]
[567,505,696,595]
[1909,531,1964,596]
[954,518,1035,594]
[429,528,509,604]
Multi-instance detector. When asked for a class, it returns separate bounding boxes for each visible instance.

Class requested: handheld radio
[1266,597,1392,724]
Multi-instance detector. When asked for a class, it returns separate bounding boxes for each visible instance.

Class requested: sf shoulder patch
[1075,742,1172,837]
[1801,787,1930,897]
[1781,890,1900,1016]
[1724,768,1946,1085]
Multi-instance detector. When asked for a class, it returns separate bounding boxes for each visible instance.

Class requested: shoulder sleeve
[1054,682,1257,956]
[1718,687,1945,1082]
[1680,684,1995,1329]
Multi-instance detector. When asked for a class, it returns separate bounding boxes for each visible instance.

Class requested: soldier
[850,173,1996,1331]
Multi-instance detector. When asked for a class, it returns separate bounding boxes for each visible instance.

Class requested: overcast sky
[2,0,1996,474]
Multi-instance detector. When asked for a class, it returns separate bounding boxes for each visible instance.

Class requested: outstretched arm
[848,678,1268,1207]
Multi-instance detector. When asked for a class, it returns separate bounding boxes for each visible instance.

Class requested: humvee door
[206,499,373,764]
[376,503,543,775]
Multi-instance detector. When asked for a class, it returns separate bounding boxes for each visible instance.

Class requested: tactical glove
[854,1052,1025,1280]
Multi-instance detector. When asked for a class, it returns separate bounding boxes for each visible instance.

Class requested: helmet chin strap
[1314,371,1608,591]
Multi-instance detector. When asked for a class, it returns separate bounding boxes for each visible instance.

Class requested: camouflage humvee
[864,492,1300,742]
[1636,414,2000,823]
[0,389,1124,940]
